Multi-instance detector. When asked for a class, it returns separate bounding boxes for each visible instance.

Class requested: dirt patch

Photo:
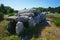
[35,18,60,40]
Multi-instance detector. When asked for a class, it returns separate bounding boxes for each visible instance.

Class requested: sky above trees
[0,0,60,10]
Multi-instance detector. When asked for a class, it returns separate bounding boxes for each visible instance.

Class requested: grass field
[46,13,60,17]
[54,18,60,26]
[47,13,60,27]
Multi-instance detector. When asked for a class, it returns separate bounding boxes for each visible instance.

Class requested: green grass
[8,12,16,16]
[54,18,60,26]
[47,13,60,17]
[47,13,60,27]
[8,13,14,16]
[9,35,21,40]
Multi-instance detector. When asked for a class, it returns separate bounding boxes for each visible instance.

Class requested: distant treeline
[0,4,18,14]
[0,4,18,21]
[32,6,60,13]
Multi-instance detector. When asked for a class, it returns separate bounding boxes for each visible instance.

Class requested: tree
[47,7,55,13]
[0,4,8,14]
[32,7,47,12]
[55,6,60,13]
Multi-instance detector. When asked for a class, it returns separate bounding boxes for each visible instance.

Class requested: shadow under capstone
[21,21,51,40]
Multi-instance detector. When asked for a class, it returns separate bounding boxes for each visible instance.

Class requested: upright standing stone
[16,22,24,35]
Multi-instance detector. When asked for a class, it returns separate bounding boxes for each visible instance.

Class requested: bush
[2,30,11,37]
[0,12,4,21]
[10,35,21,40]
[8,13,14,16]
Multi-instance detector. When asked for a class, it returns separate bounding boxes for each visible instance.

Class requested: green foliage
[54,18,60,26]
[55,7,60,13]
[10,35,21,40]
[0,12,4,17]
[32,6,60,13]
[1,32,21,40]
[31,37,35,40]
[32,7,47,12]
[0,4,8,14]
[2,30,11,37]
[0,4,17,14]
[8,13,14,16]
[0,12,4,21]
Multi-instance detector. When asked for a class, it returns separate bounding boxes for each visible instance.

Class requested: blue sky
[0,0,60,10]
